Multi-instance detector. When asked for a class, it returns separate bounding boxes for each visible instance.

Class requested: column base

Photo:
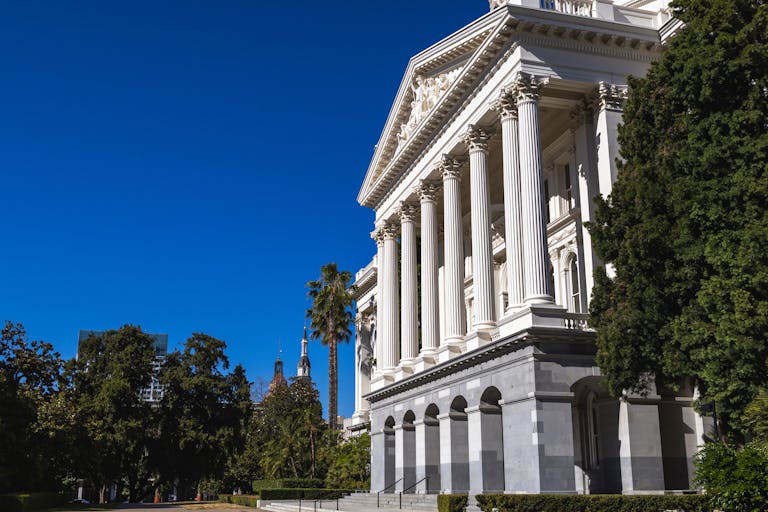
[370,369,396,391]
[465,328,496,352]
[525,294,556,305]
[436,341,464,363]
[395,360,416,381]
[413,350,438,372]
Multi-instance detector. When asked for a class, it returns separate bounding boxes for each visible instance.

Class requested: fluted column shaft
[372,230,385,374]
[495,91,526,308]
[399,204,419,362]
[419,181,441,354]
[464,125,496,330]
[440,156,466,343]
[382,224,400,369]
[517,74,554,304]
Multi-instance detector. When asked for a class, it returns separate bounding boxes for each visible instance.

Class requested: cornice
[364,326,596,403]
[352,264,376,299]
[358,5,662,211]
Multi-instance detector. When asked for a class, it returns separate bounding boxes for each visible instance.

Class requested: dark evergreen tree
[588,0,768,435]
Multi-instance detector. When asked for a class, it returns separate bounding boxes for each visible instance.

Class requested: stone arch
[443,396,469,493]
[479,386,505,492]
[384,416,396,491]
[570,377,619,494]
[400,410,417,492]
[423,404,441,493]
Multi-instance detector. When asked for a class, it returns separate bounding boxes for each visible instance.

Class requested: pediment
[358,4,663,210]
[358,10,506,208]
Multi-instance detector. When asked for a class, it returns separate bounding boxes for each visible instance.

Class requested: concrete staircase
[261,492,438,512]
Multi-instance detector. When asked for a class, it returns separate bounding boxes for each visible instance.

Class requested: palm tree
[306,263,355,433]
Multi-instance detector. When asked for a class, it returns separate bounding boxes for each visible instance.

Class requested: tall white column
[381,222,400,369]
[399,203,419,363]
[463,125,496,330]
[439,155,466,344]
[372,229,386,374]
[419,180,441,356]
[516,73,554,304]
[493,89,525,308]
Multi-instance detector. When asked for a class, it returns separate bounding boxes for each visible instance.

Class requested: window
[570,257,581,313]
[544,179,550,224]
[563,164,573,211]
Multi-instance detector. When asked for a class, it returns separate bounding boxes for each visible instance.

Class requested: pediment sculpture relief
[396,67,464,151]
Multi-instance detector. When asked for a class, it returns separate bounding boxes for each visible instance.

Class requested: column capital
[417,179,441,202]
[462,124,494,152]
[381,221,400,239]
[398,201,419,223]
[514,72,549,102]
[436,154,462,181]
[492,86,519,120]
[569,98,595,128]
[371,227,386,245]
[597,81,628,112]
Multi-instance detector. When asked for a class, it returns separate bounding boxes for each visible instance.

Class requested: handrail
[377,478,403,507]
[398,476,429,509]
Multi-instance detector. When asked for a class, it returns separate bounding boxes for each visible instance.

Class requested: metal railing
[398,476,429,509]
[377,478,403,508]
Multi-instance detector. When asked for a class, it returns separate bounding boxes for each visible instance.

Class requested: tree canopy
[588,0,768,434]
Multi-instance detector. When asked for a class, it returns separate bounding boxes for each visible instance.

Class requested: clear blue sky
[0,0,487,418]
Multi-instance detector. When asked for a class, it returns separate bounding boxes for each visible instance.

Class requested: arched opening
[424,404,441,493]
[480,387,505,492]
[447,396,469,492]
[384,416,396,491]
[402,410,416,492]
[571,378,619,494]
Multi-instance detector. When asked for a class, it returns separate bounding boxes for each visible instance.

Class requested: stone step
[262,495,438,512]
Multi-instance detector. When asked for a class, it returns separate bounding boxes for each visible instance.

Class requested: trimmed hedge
[475,494,710,512]
[253,478,324,491]
[0,492,68,512]
[219,494,260,507]
[438,494,468,512]
[260,488,354,500]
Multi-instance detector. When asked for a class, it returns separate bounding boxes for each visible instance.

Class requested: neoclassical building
[348,0,710,495]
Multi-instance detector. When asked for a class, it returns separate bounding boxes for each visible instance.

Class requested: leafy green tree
[157,333,251,500]
[69,325,156,502]
[587,0,768,434]
[325,433,370,489]
[695,440,768,512]
[306,263,355,432]
[0,321,64,492]
[249,377,328,479]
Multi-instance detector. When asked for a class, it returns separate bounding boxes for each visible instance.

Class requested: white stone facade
[350,0,710,494]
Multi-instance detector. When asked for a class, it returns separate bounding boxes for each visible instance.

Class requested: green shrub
[260,488,353,500]
[438,494,468,512]
[0,492,67,512]
[695,441,768,512]
[219,494,260,507]
[475,494,709,512]
[253,479,324,491]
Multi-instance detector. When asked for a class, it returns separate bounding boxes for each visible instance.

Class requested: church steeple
[297,326,311,379]
[268,343,287,393]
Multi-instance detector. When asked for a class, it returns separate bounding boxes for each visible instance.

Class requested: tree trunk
[329,334,337,433]
[99,485,107,504]
[195,481,202,502]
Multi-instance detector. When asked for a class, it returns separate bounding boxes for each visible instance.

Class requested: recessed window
[570,257,581,313]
